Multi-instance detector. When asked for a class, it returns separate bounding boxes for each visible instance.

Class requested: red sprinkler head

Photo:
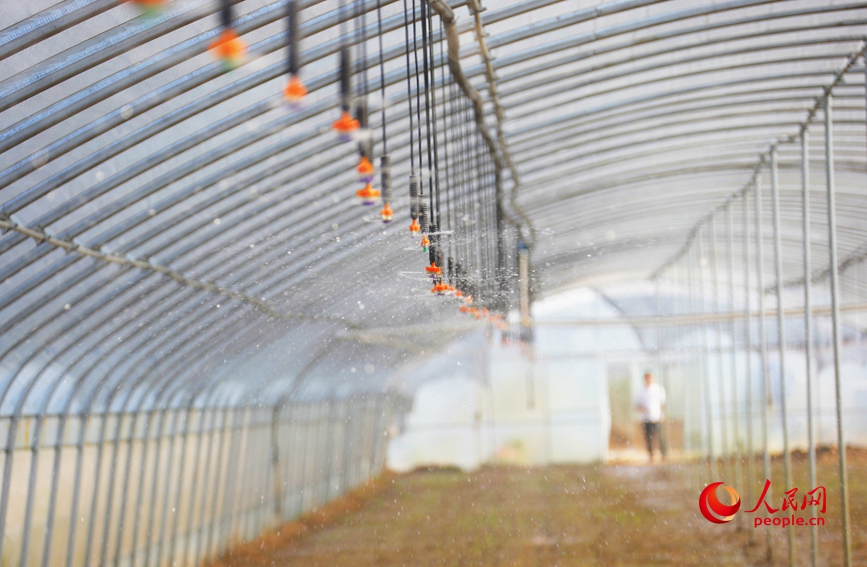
[333,111,360,138]
[209,28,247,70]
[425,262,442,277]
[380,203,394,223]
[357,156,375,183]
[356,183,380,205]
[283,74,307,104]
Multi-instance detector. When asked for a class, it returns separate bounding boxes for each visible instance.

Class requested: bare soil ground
[211,448,866,566]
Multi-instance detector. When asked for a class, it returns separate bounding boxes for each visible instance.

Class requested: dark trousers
[643,422,666,457]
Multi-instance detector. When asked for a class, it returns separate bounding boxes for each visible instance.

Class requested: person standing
[635,372,666,460]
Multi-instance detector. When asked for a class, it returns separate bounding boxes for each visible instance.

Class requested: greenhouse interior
[1,0,866,565]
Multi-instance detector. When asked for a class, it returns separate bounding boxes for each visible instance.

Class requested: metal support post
[824,93,852,567]
[742,188,756,544]
[770,146,795,567]
[725,206,743,528]
[801,130,819,567]
[754,175,773,560]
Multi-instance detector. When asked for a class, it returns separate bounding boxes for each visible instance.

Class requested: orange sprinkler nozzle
[471,307,481,318]
[209,29,247,68]
[409,218,421,234]
[333,111,360,135]
[380,203,393,223]
[356,183,380,205]
[425,262,442,276]
[357,156,374,182]
[459,305,470,313]
[454,288,463,298]
[420,235,430,250]
[283,74,307,103]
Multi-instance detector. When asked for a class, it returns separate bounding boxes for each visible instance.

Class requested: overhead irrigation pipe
[426,0,535,248]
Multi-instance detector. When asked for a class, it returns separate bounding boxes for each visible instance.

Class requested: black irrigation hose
[411,0,427,235]
[219,0,232,30]
[376,0,387,156]
[429,8,441,233]
[419,0,435,230]
[401,0,415,178]
[286,1,300,76]
[375,0,391,208]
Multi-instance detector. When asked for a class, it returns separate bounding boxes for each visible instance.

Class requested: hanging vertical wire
[456,93,470,297]
[283,0,307,103]
[354,0,379,204]
[333,0,360,138]
[411,0,429,250]
[463,95,476,300]
[419,0,436,233]
[209,0,247,70]
[426,2,443,272]
[376,0,393,223]
[438,21,453,285]
[402,0,419,234]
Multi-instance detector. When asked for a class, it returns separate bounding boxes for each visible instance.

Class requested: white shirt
[636,382,666,423]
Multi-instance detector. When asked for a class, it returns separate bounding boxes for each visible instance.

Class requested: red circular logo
[699,482,740,524]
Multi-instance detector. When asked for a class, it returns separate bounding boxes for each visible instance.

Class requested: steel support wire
[0,219,337,324]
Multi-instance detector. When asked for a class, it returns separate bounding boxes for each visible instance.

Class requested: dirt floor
[212,448,865,567]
